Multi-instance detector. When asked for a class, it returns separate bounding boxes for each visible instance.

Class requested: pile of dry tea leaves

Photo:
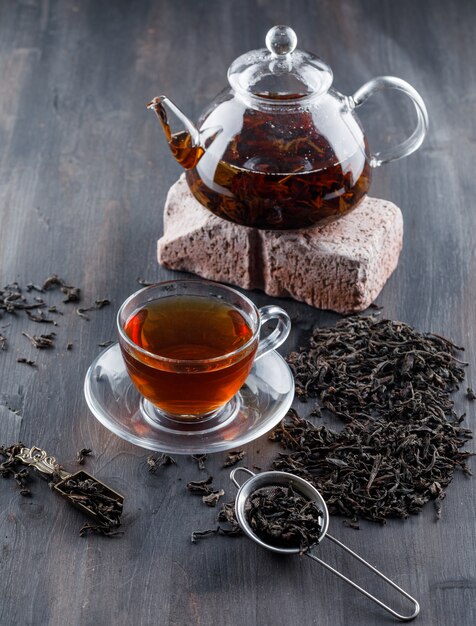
[270,409,472,522]
[287,316,468,421]
[270,316,473,523]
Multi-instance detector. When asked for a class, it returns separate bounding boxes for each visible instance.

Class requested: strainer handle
[230,467,256,488]
[307,533,420,622]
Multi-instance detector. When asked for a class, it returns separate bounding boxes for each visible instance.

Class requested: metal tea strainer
[230,467,420,622]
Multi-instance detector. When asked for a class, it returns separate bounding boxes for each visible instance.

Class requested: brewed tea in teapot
[149,26,428,230]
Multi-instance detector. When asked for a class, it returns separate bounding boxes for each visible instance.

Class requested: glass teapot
[148,26,428,230]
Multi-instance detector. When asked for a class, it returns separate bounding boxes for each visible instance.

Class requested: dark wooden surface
[1,1,475,625]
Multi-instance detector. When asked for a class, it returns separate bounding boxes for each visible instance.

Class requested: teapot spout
[147,95,204,169]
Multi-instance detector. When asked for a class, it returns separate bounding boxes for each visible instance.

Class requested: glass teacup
[117,280,291,424]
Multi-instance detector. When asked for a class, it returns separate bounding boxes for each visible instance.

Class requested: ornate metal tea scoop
[230,467,420,622]
[15,446,124,525]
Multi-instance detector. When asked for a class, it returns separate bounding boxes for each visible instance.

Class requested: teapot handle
[349,76,428,168]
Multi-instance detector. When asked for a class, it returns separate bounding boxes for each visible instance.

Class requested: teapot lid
[228,26,333,101]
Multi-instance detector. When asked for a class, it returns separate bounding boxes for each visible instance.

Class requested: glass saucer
[83,343,294,454]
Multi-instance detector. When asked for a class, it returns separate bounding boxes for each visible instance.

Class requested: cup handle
[255,305,291,361]
[349,76,429,168]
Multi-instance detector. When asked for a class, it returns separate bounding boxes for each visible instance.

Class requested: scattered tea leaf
[137,278,154,287]
[61,286,81,303]
[202,489,225,507]
[147,453,176,474]
[76,299,111,321]
[191,501,242,543]
[343,520,360,530]
[187,476,214,495]
[217,501,242,536]
[0,442,31,494]
[22,331,56,349]
[79,522,123,537]
[26,310,56,324]
[77,448,92,465]
[26,283,45,293]
[47,305,63,315]
[191,528,220,543]
[98,340,114,348]
[42,274,64,290]
[17,357,36,366]
[191,454,208,471]
[467,387,476,401]
[223,450,245,468]
[14,468,32,497]
[95,299,110,308]
[42,275,81,304]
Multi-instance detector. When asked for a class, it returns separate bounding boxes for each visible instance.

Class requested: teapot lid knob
[265,25,297,56]
[228,25,333,98]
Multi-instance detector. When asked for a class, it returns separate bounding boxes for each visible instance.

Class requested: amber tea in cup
[117,280,291,423]
[123,296,255,415]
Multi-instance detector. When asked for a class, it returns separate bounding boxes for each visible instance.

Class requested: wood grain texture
[0,1,475,625]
